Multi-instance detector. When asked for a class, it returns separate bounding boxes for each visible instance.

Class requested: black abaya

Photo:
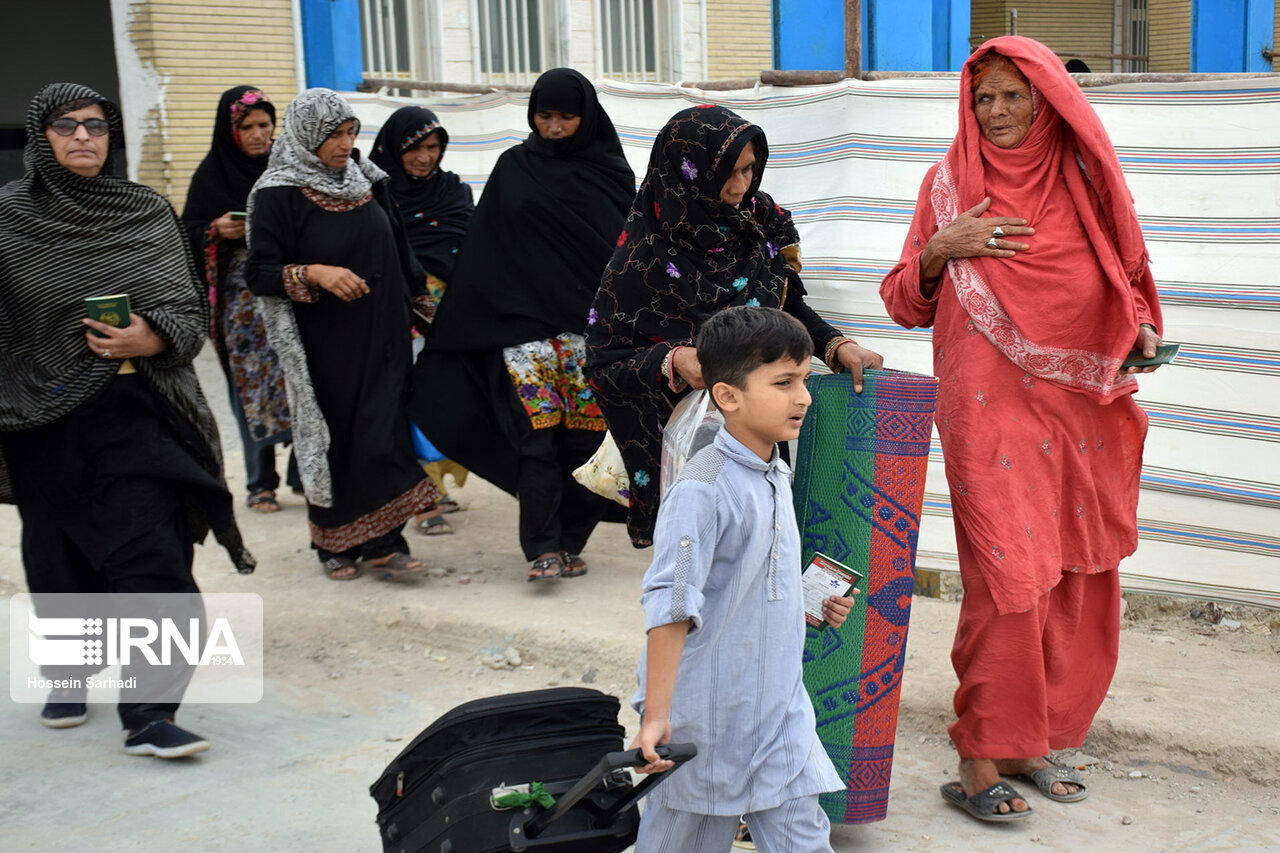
[246,184,438,550]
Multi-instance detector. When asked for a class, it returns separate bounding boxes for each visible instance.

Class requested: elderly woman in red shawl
[880,37,1164,822]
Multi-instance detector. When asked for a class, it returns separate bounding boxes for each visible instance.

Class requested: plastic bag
[572,431,631,506]
[660,390,724,497]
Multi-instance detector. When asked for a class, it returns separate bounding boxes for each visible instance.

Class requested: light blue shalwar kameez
[633,428,844,853]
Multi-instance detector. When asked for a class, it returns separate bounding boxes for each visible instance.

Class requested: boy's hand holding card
[801,552,863,630]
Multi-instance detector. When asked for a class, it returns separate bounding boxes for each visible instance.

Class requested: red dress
[880,35,1163,757]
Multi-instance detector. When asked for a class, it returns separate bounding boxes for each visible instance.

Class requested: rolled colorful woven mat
[793,368,939,825]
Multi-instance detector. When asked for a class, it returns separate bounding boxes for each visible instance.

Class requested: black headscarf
[0,83,253,570]
[427,67,635,351]
[181,86,275,264]
[583,105,803,547]
[370,106,474,281]
[588,104,798,358]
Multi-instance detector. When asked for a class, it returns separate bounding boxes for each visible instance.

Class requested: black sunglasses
[46,118,111,137]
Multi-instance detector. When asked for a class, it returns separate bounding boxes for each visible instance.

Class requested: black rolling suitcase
[370,687,695,853]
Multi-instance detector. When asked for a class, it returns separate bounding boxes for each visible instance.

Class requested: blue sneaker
[41,689,87,729]
[123,719,210,758]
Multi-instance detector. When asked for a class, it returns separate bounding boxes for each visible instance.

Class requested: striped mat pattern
[792,369,938,824]
[349,74,1280,609]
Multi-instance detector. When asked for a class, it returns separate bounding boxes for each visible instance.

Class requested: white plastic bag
[572,431,631,507]
[660,390,724,497]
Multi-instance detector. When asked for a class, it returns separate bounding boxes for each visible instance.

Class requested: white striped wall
[345,75,1280,608]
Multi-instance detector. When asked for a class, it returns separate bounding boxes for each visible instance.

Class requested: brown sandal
[364,552,429,580]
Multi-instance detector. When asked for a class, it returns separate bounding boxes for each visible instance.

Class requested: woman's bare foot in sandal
[996,757,1082,798]
[560,552,588,578]
[527,552,564,582]
[412,508,453,535]
[247,489,280,513]
[321,555,361,580]
[959,758,1030,815]
[363,552,428,580]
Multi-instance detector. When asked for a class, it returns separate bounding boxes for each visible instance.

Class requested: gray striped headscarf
[0,83,207,432]
[0,83,253,571]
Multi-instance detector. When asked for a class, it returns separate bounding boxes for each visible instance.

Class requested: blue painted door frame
[299,0,364,91]
[774,0,969,72]
[1191,0,1275,71]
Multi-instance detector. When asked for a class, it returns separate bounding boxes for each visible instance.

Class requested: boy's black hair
[695,306,812,391]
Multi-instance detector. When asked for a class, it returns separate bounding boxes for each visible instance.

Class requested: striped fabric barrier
[348,74,1280,609]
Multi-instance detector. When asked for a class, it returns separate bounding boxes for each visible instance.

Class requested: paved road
[0,349,1276,851]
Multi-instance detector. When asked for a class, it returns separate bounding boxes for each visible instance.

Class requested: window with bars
[1125,0,1149,72]
[476,0,551,85]
[599,0,662,81]
[361,0,419,80]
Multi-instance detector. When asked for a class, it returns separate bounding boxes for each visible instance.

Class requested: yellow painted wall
[127,1,299,210]
[1148,0,1191,72]
[705,0,773,79]
[970,0,1114,69]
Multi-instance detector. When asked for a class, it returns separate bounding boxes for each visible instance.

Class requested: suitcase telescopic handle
[520,742,697,840]
[604,742,698,770]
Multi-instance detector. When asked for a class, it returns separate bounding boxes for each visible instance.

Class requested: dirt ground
[1,349,1277,852]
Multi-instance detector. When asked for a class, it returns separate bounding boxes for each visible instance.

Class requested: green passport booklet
[85,293,131,337]
[1121,342,1179,369]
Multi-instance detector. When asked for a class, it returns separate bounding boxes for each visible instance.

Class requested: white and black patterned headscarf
[247,88,387,227]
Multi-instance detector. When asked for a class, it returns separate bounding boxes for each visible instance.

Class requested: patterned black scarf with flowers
[584,105,804,547]
[587,104,799,361]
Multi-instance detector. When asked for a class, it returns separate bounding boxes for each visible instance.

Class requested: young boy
[632,306,856,852]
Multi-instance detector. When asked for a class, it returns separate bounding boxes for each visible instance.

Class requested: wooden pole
[859,69,1279,86]
[845,0,862,79]
[760,69,847,86]
[355,77,531,94]
[684,77,762,90]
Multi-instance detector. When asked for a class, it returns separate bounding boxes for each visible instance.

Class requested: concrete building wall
[704,0,772,79]
[1148,0,1192,72]
[120,0,299,209]
[969,0,1114,69]
[1273,0,1279,71]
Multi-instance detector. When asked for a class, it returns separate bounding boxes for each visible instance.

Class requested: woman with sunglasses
[182,87,297,516]
[0,83,253,757]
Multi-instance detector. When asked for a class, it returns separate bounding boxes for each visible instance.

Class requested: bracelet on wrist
[824,337,855,370]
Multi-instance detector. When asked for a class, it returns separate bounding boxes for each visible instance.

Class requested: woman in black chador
[182,85,295,513]
[414,68,634,581]
[0,83,253,755]
[371,106,475,533]
[246,88,440,581]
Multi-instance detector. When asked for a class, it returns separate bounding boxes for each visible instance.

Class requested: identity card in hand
[801,552,863,629]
